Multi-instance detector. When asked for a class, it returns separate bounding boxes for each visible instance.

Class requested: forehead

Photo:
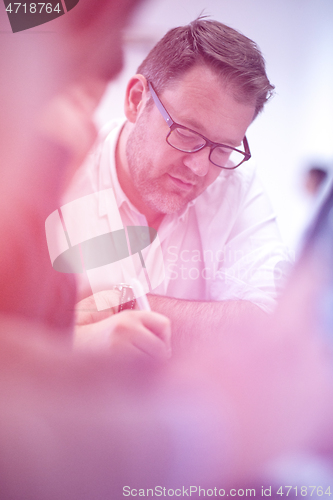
[159,64,255,145]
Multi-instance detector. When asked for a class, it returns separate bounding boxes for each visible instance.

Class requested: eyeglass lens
[167,127,246,169]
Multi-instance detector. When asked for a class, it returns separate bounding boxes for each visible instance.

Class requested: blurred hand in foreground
[74,309,171,361]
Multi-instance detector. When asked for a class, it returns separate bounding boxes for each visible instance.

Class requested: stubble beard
[125,113,193,216]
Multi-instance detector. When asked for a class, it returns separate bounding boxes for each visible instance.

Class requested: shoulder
[195,160,260,216]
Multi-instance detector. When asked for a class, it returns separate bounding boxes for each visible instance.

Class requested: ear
[124,74,149,123]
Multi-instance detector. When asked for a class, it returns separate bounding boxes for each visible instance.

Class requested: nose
[181,147,211,177]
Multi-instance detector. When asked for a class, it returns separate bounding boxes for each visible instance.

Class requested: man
[0,5,332,496]
[65,18,290,349]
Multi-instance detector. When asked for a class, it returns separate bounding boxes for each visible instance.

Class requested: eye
[213,145,232,158]
[174,127,197,139]
[172,127,205,149]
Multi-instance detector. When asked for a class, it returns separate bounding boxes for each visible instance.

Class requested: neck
[115,122,164,230]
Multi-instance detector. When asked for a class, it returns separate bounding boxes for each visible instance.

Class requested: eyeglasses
[148,81,251,170]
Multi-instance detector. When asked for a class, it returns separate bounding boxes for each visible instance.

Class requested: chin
[146,192,191,216]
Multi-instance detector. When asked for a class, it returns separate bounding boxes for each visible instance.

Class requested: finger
[75,291,120,325]
[109,312,171,360]
[76,307,115,326]
[131,311,172,352]
[74,322,112,350]
[123,325,171,360]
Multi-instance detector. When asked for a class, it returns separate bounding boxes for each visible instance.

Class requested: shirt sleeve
[207,165,293,312]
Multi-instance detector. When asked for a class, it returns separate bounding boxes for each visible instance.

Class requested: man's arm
[148,294,266,353]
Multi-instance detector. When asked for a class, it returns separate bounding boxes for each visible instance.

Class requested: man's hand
[74,310,172,361]
[75,290,122,326]
[74,290,266,354]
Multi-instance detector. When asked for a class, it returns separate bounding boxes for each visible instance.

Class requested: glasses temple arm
[243,136,251,157]
[148,81,174,128]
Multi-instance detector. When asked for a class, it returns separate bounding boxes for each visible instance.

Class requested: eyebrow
[149,81,240,148]
[176,114,241,148]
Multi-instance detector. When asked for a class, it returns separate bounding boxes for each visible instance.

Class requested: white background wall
[95,0,333,252]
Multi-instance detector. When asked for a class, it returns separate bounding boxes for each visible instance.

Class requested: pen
[131,278,151,311]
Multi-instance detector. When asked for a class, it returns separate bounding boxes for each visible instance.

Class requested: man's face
[125,64,256,220]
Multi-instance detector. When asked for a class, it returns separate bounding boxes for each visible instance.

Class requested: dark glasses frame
[147,81,251,170]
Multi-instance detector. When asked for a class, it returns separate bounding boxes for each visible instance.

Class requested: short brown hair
[137,18,274,117]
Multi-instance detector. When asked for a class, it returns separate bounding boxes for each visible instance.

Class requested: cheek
[150,140,177,174]
[145,111,182,168]
[137,121,167,168]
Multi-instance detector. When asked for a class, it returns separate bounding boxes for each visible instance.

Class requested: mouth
[167,174,195,192]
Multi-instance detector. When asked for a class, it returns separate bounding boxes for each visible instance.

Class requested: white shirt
[64,120,290,313]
